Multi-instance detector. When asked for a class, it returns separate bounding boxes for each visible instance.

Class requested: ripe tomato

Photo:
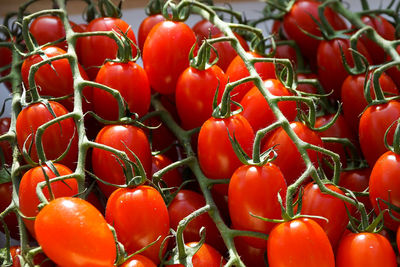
[92,124,152,198]
[228,163,287,249]
[78,17,137,80]
[18,163,78,238]
[8,246,54,267]
[15,101,78,170]
[397,226,400,254]
[192,19,221,43]
[105,186,169,264]
[263,121,323,185]
[267,218,335,267]
[120,255,156,267]
[0,117,12,165]
[138,14,166,52]
[369,151,400,231]
[143,20,196,95]
[234,235,267,267]
[336,232,397,267]
[0,182,19,239]
[35,197,116,267]
[273,43,298,67]
[386,45,400,89]
[151,154,182,189]
[339,168,372,211]
[175,65,227,129]
[0,40,12,91]
[197,114,254,195]
[93,60,151,119]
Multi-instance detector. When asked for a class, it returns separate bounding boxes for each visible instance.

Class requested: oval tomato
[8,246,54,267]
[120,255,156,267]
[0,182,19,239]
[138,14,166,52]
[339,168,372,211]
[151,154,182,189]
[0,117,12,165]
[234,235,267,267]
[192,19,221,43]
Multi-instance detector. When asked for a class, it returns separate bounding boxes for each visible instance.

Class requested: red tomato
[339,168,372,211]
[93,60,151,119]
[197,114,254,195]
[151,154,183,189]
[359,100,400,167]
[35,197,116,267]
[18,163,78,238]
[397,226,400,254]
[369,151,400,231]
[0,41,12,90]
[228,164,287,249]
[192,19,221,43]
[267,218,335,267]
[15,101,78,170]
[336,232,397,267]
[92,125,152,197]
[0,117,12,165]
[296,73,319,112]
[120,255,157,267]
[168,190,225,252]
[240,79,297,132]
[273,44,297,67]
[78,17,137,80]
[225,51,276,103]
[234,235,267,267]
[9,246,54,267]
[175,65,227,129]
[105,185,169,264]
[0,182,19,239]
[263,121,323,185]
[386,45,400,89]
[138,14,166,52]
[143,20,196,95]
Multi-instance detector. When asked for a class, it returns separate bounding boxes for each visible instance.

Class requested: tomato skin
[0,182,19,239]
[92,125,152,198]
[192,19,221,43]
[0,41,12,90]
[35,197,116,267]
[197,114,254,195]
[105,186,169,264]
[267,218,335,267]
[359,100,400,167]
[263,121,323,185]
[120,255,157,267]
[339,168,372,211]
[9,246,55,267]
[151,154,182,189]
[234,235,267,267]
[15,101,78,170]
[397,227,400,254]
[138,14,166,52]
[0,117,12,165]
[369,151,400,231]
[240,79,297,132]
[143,21,196,95]
[175,65,227,129]
[78,17,137,80]
[228,164,287,249]
[336,232,397,267]
[93,61,151,119]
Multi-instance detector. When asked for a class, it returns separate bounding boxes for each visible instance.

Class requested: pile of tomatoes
[1,0,400,266]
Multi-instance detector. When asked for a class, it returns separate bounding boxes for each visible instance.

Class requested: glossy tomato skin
[339,168,372,211]
[15,101,78,170]
[138,14,166,52]
[359,100,400,167]
[143,21,196,95]
[234,235,267,267]
[175,65,227,129]
[267,218,335,267]
[0,41,12,90]
[78,17,137,80]
[0,182,19,239]
[105,186,169,264]
[0,117,12,165]
[35,197,116,267]
[263,121,323,185]
[92,125,152,198]
[240,79,297,132]
[336,232,397,267]
[197,114,254,195]
[192,19,221,43]
[120,255,157,267]
[93,61,151,119]
[369,151,400,231]
[228,164,287,249]
[9,246,55,267]
[151,154,183,189]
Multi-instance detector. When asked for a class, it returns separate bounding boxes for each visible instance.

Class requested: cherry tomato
[397,226,400,254]
[273,43,297,67]
[228,163,287,249]
[192,19,221,43]
[8,246,54,267]
[0,182,19,239]
[336,232,397,267]
[92,125,152,198]
[0,40,12,91]
[234,235,267,267]
[151,154,183,189]
[15,101,78,170]
[120,255,156,267]
[386,45,400,89]
[35,197,116,267]
[143,20,196,95]
[296,73,319,112]
[105,185,169,264]
[138,14,166,52]
[0,117,12,165]
[339,168,372,211]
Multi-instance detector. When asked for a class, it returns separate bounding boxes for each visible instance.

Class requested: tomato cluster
[1,0,400,266]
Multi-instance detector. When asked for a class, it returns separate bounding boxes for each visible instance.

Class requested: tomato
[105,185,169,264]
[175,65,227,129]
[120,255,156,267]
[225,51,276,103]
[317,38,372,101]
[341,72,398,134]
[336,232,397,267]
[369,151,400,231]
[234,235,267,267]
[386,45,400,89]
[0,182,19,239]
[143,20,196,95]
[15,101,78,170]
[0,40,12,91]
[359,100,400,167]
[35,197,116,267]
[273,43,297,67]
[93,60,151,119]
[228,164,287,249]
[296,73,319,112]
[8,246,54,267]
[263,121,323,185]
[166,242,225,267]
[299,183,352,249]
[151,154,183,189]
[18,163,78,238]
[197,114,254,195]
[138,14,166,52]
[192,19,221,43]
[397,226,400,254]
[0,117,12,165]
[21,46,93,112]
[339,168,372,211]
[78,17,137,80]
[92,125,152,198]
[168,190,225,252]
[240,78,297,132]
